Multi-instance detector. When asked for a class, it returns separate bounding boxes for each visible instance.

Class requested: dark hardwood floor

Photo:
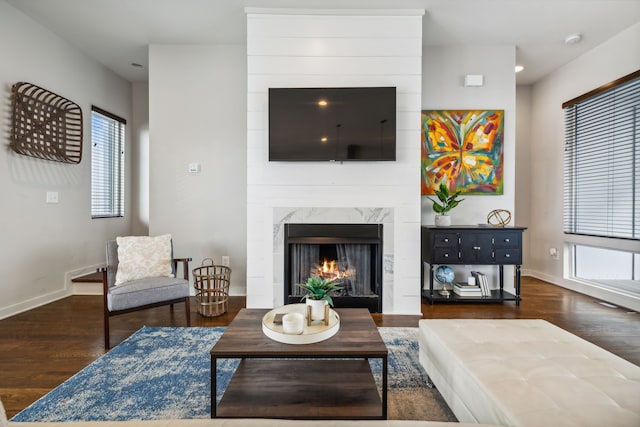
[0,277,638,418]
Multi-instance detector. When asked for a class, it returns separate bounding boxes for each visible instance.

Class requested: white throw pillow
[115,234,174,286]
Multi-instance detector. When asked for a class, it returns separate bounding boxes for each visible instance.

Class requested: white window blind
[563,71,640,240]
[91,107,125,218]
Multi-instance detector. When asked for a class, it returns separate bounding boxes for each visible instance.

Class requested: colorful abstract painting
[421,110,504,195]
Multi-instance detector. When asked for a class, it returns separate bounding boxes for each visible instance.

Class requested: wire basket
[192,258,231,317]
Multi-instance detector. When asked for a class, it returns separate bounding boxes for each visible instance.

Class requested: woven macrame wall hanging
[10,82,83,164]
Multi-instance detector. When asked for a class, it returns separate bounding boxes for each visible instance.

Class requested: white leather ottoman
[418,319,640,427]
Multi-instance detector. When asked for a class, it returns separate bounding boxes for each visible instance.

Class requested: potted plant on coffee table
[428,181,464,227]
[298,275,343,321]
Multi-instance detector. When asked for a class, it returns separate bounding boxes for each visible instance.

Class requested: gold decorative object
[306,304,330,326]
[10,82,83,164]
[487,209,512,227]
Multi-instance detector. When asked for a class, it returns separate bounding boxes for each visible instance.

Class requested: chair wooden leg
[101,268,111,349]
[104,312,110,349]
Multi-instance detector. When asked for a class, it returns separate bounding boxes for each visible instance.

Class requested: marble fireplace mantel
[272,207,395,310]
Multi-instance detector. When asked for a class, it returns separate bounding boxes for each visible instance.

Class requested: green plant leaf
[429,181,464,215]
[446,200,459,211]
[297,275,342,304]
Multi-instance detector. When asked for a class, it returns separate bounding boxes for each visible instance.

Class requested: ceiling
[6,0,640,85]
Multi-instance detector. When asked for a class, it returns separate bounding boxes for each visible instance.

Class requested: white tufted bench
[418,319,640,427]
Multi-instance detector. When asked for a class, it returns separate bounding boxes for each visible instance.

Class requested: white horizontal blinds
[91,107,125,218]
[563,71,640,240]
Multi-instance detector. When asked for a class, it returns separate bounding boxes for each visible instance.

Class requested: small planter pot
[435,214,451,227]
[306,298,328,321]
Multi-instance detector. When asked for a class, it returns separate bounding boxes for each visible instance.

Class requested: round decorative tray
[262,303,340,344]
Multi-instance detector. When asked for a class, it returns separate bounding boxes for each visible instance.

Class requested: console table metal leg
[516,265,522,306]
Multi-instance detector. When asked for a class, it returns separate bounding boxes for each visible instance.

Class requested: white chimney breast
[245,9,424,315]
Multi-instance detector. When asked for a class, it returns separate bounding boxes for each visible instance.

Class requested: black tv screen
[269,87,396,161]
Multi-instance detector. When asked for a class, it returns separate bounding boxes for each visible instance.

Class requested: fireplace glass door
[290,243,375,297]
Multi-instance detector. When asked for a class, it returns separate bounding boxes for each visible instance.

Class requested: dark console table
[421,225,527,305]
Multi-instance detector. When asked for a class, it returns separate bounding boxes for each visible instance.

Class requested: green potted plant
[298,275,343,321]
[428,181,464,226]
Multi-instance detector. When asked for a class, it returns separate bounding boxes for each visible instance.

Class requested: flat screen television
[269,87,396,161]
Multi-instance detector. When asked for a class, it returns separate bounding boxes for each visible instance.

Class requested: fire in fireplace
[284,223,383,312]
[313,258,352,281]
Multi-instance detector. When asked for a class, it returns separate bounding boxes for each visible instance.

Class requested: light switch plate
[188,163,201,174]
[464,74,484,87]
[46,191,59,204]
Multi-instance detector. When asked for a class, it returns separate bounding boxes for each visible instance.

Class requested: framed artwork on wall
[421,110,504,195]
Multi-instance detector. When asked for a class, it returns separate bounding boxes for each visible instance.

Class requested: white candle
[282,312,305,334]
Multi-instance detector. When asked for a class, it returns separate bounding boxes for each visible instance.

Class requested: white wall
[0,0,132,318]
[245,10,424,314]
[421,45,518,289]
[421,45,517,225]
[527,23,640,311]
[131,82,150,236]
[515,85,533,269]
[148,44,247,295]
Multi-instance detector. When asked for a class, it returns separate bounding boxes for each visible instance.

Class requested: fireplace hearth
[284,223,383,312]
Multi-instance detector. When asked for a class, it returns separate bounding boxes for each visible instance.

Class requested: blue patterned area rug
[12,326,455,422]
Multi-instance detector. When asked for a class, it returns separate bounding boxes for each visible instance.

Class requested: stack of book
[471,271,491,296]
[451,272,493,297]
[452,281,483,297]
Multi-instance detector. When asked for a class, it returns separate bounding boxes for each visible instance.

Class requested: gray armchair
[101,239,191,348]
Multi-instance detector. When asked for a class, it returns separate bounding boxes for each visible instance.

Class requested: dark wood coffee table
[210,307,388,419]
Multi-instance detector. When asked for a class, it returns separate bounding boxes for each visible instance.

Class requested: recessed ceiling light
[318,99,328,107]
[131,62,144,68]
[564,33,582,45]
[515,65,524,73]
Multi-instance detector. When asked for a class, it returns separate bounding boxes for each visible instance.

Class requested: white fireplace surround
[245,9,423,314]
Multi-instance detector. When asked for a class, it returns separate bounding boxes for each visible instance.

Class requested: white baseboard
[0,288,71,320]
[0,263,106,319]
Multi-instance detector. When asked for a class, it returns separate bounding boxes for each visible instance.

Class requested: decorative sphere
[487,209,512,227]
[435,265,455,284]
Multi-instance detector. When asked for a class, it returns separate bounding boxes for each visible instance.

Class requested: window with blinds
[563,71,640,240]
[91,107,125,218]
